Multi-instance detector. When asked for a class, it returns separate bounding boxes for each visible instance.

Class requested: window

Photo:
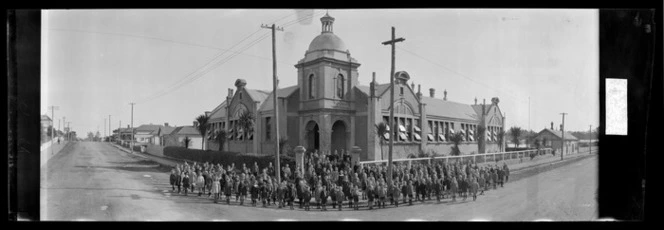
[265,117,272,140]
[309,74,316,99]
[337,74,345,98]
[400,86,404,95]
[239,92,242,100]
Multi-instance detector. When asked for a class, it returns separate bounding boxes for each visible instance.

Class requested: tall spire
[321,11,335,33]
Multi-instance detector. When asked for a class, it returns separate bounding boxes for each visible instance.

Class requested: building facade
[205,13,505,161]
[533,124,579,155]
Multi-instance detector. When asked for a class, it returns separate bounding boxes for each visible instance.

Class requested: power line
[136,10,323,105]
[397,46,527,104]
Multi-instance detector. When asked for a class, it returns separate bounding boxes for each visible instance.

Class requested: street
[41,142,597,221]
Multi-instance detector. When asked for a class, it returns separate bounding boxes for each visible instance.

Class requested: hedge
[163,146,296,170]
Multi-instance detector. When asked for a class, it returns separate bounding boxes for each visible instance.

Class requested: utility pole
[63,116,66,142]
[130,103,135,153]
[261,23,283,183]
[382,26,405,191]
[560,112,567,160]
[108,115,111,142]
[67,122,71,142]
[48,105,59,154]
[104,118,107,142]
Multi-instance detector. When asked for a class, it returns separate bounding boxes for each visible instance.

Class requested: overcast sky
[41,9,599,136]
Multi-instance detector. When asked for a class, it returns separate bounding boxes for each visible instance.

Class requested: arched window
[337,74,345,98]
[308,74,315,99]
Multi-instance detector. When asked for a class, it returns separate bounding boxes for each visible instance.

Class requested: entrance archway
[305,121,320,152]
[331,120,347,155]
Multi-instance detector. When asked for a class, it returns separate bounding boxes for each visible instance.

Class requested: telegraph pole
[130,103,135,153]
[67,122,71,142]
[261,23,283,183]
[108,115,111,142]
[560,113,567,160]
[104,118,107,142]
[49,105,59,154]
[382,27,405,191]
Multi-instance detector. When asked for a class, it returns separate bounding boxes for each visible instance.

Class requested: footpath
[107,142,597,210]
[40,140,72,168]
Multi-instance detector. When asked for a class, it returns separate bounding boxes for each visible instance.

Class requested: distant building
[164,125,203,150]
[41,114,53,137]
[154,125,177,146]
[134,124,163,144]
[204,13,506,160]
[532,123,579,154]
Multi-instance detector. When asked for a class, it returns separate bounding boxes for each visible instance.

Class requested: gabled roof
[471,104,485,116]
[41,115,52,121]
[421,97,479,121]
[172,126,201,136]
[158,126,177,136]
[537,128,579,141]
[375,83,392,97]
[259,85,300,112]
[135,124,163,133]
[356,85,370,96]
[245,89,270,104]
[209,100,228,120]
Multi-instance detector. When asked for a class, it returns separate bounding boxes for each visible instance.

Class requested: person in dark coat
[503,163,510,183]
[224,176,233,204]
[170,169,177,192]
[497,168,504,188]
[175,170,182,194]
[238,180,247,205]
[182,173,190,196]
[320,185,328,211]
[492,169,498,189]
[288,183,296,210]
[478,172,486,195]
[303,184,312,211]
[434,177,442,202]
[250,182,259,206]
[407,180,414,205]
[401,180,408,204]
[353,184,361,210]
[470,176,479,201]
[450,176,458,202]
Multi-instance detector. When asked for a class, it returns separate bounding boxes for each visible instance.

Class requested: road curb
[512,153,596,174]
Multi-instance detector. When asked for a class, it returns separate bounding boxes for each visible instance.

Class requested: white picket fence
[360,148,553,166]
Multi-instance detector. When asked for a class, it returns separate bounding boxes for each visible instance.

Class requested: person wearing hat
[224,175,233,204]
[182,172,191,196]
[470,176,479,201]
[367,183,375,210]
[503,163,510,183]
[497,166,504,188]
[238,179,247,206]
[478,171,486,195]
[491,168,498,190]
[330,184,338,209]
[335,185,345,211]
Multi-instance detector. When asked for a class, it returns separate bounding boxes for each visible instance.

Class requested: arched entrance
[331,120,347,155]
[305,121,320,152]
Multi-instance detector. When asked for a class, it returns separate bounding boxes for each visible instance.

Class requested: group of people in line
[168,149,511,211]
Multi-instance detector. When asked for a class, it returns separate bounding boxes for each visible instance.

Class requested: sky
[41,9,599,137]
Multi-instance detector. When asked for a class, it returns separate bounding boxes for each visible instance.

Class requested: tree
[46,125,54,139]
[237,110,255,154]
[374,122,388,160]
[87,132,95,141]
[449,132,464,156]
[279,136,289,156]
[183,136,191,149]
[215,129,228,151]
[497,130,505,152]
[509,127,522,148]
[475,126,486,154]
[195,114,210,150]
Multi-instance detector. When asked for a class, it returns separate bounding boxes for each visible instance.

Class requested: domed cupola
[306,12,348,54]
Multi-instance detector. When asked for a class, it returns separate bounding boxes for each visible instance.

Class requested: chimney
[551,122,554,130]
[164,123,169,127]
[560,124,564,131]
[411,82,415,90]
[372,72,376,83]
[474,97,478,105]
[370,72,376,97]
[443,89,448,101]
[429,88,435,98]
[228,88,234,98]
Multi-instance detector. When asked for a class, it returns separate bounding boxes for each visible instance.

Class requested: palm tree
[183,136,191,149]
[509,127,522,148]
[449,132,464,156]
[475,126,486,154]
[374,122,388,160]
[215,129,228,151]
[237,110,255,154]
[497,130,505,152]
[195,114,210,150]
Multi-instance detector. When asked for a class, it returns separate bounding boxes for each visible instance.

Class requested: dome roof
[307,32,347,52]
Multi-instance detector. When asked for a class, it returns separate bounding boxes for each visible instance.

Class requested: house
[202,13,506,160]
[41,114,53,140]
[164,124,203,150]
[134,124,163,144]
[532,122,580,154]
[154,124,177,146]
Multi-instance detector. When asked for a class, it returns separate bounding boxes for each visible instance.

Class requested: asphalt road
[41,142,597,221]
